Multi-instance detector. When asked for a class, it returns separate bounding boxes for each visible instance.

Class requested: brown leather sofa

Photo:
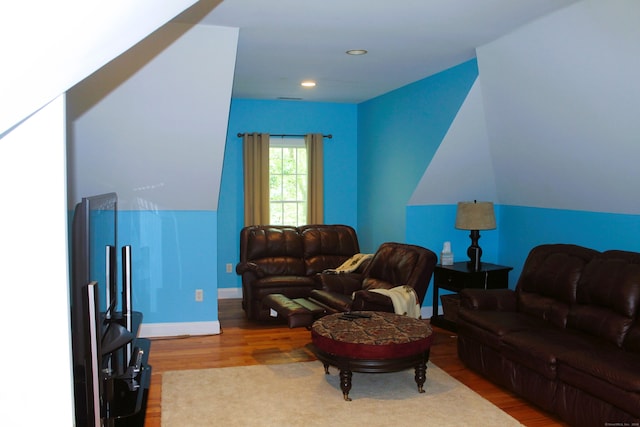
[457,244,640,426]
[236,224,361,321]
[309,242,437,315]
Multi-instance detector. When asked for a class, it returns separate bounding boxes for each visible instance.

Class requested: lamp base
[467,251,481,272]
[466,230,482,272]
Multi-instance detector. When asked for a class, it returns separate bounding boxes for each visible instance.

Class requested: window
[269,137,307,226]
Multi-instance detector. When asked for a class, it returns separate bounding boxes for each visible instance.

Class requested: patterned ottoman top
[311,311,433,360]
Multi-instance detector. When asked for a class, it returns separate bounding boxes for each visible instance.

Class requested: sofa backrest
[239,224,360,277]
[299,224,360,275]
[516,244,599,328]
[567,250,640,348]
[239,225,306,276]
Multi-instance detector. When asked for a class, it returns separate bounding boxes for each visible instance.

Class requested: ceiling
[176,0,580,104]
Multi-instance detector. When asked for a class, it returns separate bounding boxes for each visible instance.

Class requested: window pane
[282,202,298,226]
[269,148,283,174]
[270,202,283,224]
[270,175,282,201]
[296,148,307,174]
[298,202,307,225]
[283,175,298,200]
[297,175,307,201]
[282,148,296,174]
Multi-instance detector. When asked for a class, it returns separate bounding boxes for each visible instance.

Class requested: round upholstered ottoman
[310,311,433,400]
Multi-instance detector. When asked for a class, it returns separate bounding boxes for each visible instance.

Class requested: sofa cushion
[457,309,547,350]
[568,253,640,347]
[499,328,595,380]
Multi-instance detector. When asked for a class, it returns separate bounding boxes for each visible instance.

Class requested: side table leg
[414,358,427,393]
[339,369,353,401]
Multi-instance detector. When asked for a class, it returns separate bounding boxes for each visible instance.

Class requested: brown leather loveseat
[236,224,361,321]
[457,244,640,426]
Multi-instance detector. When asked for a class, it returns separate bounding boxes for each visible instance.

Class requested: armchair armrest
[235,261,266,278]
[351,289,394,313]
[459,288,517,311]
[314,272,363,295]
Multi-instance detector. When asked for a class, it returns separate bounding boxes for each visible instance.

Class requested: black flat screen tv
[71,192,118,426]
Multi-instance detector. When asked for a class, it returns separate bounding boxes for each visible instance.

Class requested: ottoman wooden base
[310,311,433,400]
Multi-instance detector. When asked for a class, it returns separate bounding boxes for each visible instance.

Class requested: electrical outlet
[226,263,233,273]
[195,289,204,302]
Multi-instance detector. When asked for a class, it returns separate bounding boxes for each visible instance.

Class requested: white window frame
[269,137,307,226]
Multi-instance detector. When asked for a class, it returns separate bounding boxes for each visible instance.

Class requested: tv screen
[71,192,118,426]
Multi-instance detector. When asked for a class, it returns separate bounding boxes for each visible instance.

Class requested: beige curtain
[305,133,324,224]
[242,133,270,226]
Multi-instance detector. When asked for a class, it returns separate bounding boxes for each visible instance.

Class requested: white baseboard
[139,321,220,338]
[218,287,242,299]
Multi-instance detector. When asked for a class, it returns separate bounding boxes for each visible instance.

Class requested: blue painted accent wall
[356,59,479,251]
[119,210,218,323]
[499,205,640,288]
[217,99,358,290]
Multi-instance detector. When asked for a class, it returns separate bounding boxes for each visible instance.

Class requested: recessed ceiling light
[301,80,316,88]
[346,49,368,55]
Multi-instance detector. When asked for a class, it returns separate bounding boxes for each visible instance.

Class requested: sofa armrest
[459,288,517,311]
[235,261,265,278]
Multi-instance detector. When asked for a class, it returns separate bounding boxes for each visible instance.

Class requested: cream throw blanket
[324,253,374,274]
[369,285,421,319]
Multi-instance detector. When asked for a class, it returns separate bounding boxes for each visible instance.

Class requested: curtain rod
[237,132,332,139]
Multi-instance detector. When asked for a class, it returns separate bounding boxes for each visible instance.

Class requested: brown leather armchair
[309,242,437,315]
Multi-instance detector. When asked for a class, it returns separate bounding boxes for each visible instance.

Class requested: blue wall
[217,99,359,290]
[356,60,479,251]
[119,210,217,323]
[499,206,640,287]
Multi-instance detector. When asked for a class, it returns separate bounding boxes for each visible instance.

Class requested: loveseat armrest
[459,288,517,312]
[235,261,266,278]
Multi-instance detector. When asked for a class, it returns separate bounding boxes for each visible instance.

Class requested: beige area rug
[162,361,522,427]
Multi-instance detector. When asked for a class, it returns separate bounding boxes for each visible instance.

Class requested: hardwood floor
[143,299,567,426]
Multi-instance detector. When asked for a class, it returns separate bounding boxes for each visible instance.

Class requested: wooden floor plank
[142,299,567,427]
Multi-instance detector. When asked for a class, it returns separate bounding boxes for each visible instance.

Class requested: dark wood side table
[431,262,512,332]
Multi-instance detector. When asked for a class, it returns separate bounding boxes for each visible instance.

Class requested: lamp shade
[455,201,496,231]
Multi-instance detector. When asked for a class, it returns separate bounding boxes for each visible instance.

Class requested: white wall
[0,1,201,137]
[479,0,640,214]
[410,0,640,216]
[68,23,238,211]
[0,97,72,425]
[0,1,210,424]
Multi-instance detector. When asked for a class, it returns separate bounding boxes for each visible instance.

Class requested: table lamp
[455,200,496,271]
